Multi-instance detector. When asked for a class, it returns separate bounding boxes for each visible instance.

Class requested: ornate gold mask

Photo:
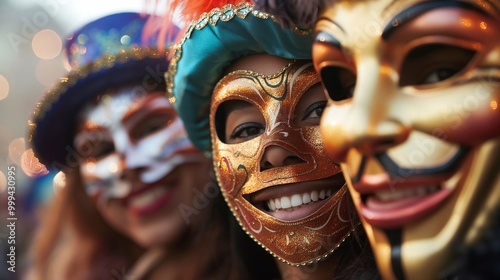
[314,0,500,279]
[211,58,355,265]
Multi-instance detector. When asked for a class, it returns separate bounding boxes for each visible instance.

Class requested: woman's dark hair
[26,169,142,280]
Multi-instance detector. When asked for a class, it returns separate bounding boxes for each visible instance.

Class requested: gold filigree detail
[225,59,296,80]
[165,2,311,102]
[210,138,358,267]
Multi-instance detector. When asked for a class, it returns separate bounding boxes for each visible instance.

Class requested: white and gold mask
[313,0,500,279]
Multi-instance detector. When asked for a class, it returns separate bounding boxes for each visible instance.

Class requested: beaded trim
[28,47,168,144]
[165,2,310,104]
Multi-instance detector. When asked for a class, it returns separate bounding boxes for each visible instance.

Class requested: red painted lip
[353,174,454,229]
[125,175,178,216]
[128,187,177,216]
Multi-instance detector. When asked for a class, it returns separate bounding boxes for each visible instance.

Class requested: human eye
[229,122,265,142]
[399,43,476,87]
[302,101,327,122]
[91,142,115,159]
[217,100,264,144]
[131,110,175,139]
[78,140,115,160]
[74,128,115,160]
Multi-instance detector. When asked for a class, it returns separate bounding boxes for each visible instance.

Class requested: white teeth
[375,185,440,202]
[269,199,276,211]
[281,196,291,209]
[275,198,281,209]
[265,188,334,212]
[311,191,319,202]
[129,187,167,208]
[291,194,302,207]
[302,193,311,204]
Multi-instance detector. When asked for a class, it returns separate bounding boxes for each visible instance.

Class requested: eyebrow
[382,1,489,40]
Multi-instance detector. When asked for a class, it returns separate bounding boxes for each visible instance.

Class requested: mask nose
[260,145,306,171]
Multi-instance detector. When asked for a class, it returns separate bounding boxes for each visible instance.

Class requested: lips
[125,175,178,216]
[248,173,345,221]
[354,174,454,228]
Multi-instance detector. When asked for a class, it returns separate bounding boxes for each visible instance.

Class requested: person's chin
[132,216,188,249]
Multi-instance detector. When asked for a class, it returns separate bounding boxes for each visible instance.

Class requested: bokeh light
[53,171,66,193]
[35,59,66,87]
[491,100,498,110]
[32,29,63,60]
[21,148,49,178]
[8,137,26,166]
[0,74,9,101]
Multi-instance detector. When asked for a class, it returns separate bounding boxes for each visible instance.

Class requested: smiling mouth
[125,175,179,216]
[368,184,440,205]
[247,173,345,221]
[350,148,469,228]
[266,188,335,212]
[358,180,453,229]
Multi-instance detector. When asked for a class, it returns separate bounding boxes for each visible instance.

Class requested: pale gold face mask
[313,0,500,279]
[210,58,355,266]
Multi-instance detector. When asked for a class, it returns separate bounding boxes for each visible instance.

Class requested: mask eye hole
[399,43,477,87]
[130,109,176,140]
[320,66,356,102]
[215,100,265,144]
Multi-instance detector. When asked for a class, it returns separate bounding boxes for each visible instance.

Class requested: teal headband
[167,2,314,153]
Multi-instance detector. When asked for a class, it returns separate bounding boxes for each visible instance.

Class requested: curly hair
[253,0,328,29]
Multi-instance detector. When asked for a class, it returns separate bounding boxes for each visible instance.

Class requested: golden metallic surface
[315,0,500,279]
[211,61,355,265]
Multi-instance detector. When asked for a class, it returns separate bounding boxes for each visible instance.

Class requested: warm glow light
[8,138,26,166]
[491,101,498,110]
[0,172,5,193]
[21,148,49,178]
[461,18,472,27]
[32,29,62,60]
[0,75,9,101]
[109,162,118,173]
[53,171,66,193]
[480,22,487,30]
[86,162,96,173]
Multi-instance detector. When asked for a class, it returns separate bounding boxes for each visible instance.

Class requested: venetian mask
[211,57,355,266]
[313,0,500,279]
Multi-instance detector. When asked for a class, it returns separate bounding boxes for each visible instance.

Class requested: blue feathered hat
[167,2,313,153]
[29,12,178,170]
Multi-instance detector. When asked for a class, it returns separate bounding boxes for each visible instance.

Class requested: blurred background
[0,0,152,277]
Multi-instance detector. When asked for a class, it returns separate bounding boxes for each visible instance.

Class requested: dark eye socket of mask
[399,43,477,87]
[320,66,356,102]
